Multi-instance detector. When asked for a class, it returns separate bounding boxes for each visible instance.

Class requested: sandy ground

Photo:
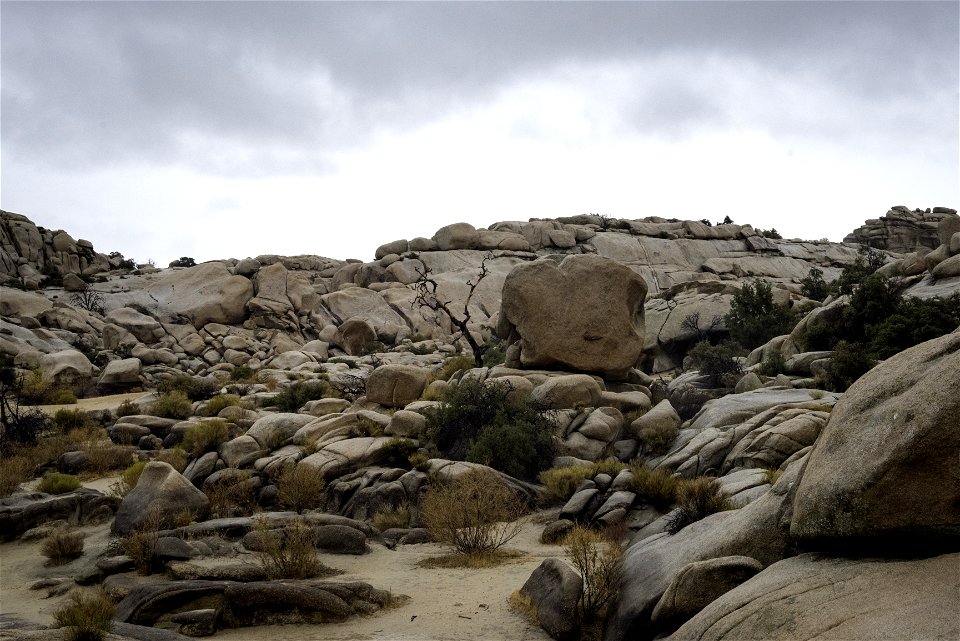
[37,391,154,416]
[0,515,558,641]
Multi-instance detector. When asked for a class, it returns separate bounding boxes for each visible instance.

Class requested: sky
[2,1,958,266]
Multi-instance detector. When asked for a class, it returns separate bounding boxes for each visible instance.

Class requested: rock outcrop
[843,205,957,253]
[499,254,647,378]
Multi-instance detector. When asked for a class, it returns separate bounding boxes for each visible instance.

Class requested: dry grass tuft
[41,527,85,566]
[54,589,115,641]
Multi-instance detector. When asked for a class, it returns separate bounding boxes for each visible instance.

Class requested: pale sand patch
[37,392,154,416]
[0,517,561,641]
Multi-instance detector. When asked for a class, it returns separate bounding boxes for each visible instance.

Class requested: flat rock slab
[667,552,960,641]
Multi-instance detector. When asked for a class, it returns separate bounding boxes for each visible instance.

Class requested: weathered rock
[629,399,681,440]
[499,254,647,378]
[531,375,603,410]
[607,458,801,641]
[791,329,960,550]
[113,462,209,535]
[38,349,96,392]
[246,413,315,450]
[650,555,763,626]
[385,409,427,438]
[98,357,142,391]
[106,307,165,343]
[667,552,960,641]
[334,318,378,356]
[519,558,583,641]
[0,489,116,542]
[433,222,480,251]
[365,364,430,408]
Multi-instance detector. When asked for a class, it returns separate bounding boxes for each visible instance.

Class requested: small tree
[412,253,494,368]
[563,525,624,624]
[722,215,734,225]
[799,267,829,302]
[169,257,196,268]
[724,280,794,349]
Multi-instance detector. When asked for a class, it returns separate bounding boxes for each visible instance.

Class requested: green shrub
[435,354,475,381]
[52,409,95,432]
[724,280,794,349]
[41,527,85,565]
[181,419,230,457]
[157,447,188,472]
[834,245,886,295]
[261,380,329,412]
[115,399,140,417]
[379,437,419,469]
[157,374,217,402]
[687,341,743,386]
[539,465,595,501]
[50,389,78,404]
[757,350,788,377]
[636,421,679,456]
[149,391,193,419]
[816,340,875,392]
[625,465,679,511]
[799,267,829,301]
[426,377,554,481]
[666,477,732,533]
[758,228,782,239]
[110,460,147,499]
[37,472,81,495]
[230,365,255,382]
[201,393,241,417]
[54,589,115,641]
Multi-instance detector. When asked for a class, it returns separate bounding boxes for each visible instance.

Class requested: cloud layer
[2,2,957,263]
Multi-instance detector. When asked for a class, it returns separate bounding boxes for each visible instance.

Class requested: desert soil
[0,512,557,641]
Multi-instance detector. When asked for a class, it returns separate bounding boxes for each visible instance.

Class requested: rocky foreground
[0,206,958,641]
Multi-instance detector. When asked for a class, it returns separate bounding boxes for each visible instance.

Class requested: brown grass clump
[122,509,161,575]
[54,589,115,641]
[539,465,594,502]
[275,464,326,514]
[373,503,411,531]
[253,517,333,580]
[508,590,540,626]
[563,525,624,625]
[115,399,140,418]
[418,548,521,569]
[0,454,34,496]
[421,468,525,556]
[625,464,680,511]
[181,419,230,457]
[41,527,85,566]
[204,471,259,519]
[636,421,679,456]
[666,477,733,534]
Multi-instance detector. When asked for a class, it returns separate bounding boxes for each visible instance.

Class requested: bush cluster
[181,419,230,457]
[261,379,331,412]
[666,477,732,534]
[41,527,85,566]
[723,280,794,349]
[37,472,81,495]
[421,468,525,555]
[687,341,743,387]
[54,590,115,641]
[425,377,553,481]
[157,374,218,402]
[149,391,193,419]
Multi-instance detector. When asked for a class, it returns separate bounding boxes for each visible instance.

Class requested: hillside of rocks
[1,205,959,641]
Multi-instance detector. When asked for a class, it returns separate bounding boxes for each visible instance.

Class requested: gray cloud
[3,1,956,176]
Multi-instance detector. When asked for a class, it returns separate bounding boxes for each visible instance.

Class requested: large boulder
[365,364,430,408]
[791,329,960,550]
[519,558,583,641]
[667,552,960,641]
[499,254,647,378]
[650,555,763,626]
[106,307,165,343]
[38,349,96,393]
[113,462,209,535]
[134,262,254,327]
[97,357,143,391]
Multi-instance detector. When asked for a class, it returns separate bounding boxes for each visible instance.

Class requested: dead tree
[412,253,493,368]
[680,312,723,344]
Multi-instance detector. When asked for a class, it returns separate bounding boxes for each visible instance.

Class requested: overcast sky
[2,2,957,266]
